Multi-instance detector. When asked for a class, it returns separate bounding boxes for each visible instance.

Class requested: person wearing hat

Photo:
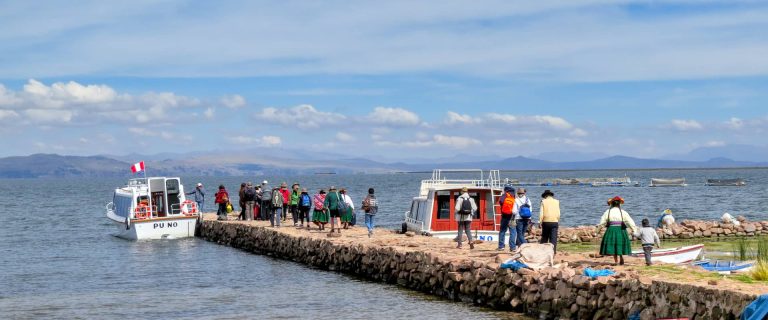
[512,188,533,246]
[361,188,378,238]
[324,186,344,233]
[597,196,638,265]
[454,187,477,249]
[298,187,312,228]
[538,190,561,253]
[243,182,257,221]
[312,189,329,230]
[339,188,355,229]
[656,208,675,229]
[279,182,291,222]
[186,182,205,212]
[497,184,516,252]
[214,185,230,221]
[289,183,301,227]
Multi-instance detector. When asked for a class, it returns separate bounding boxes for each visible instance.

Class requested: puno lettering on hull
[153,222,179,229]
[478,235,494,241]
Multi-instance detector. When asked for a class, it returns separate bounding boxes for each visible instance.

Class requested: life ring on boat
[135,202,150,219]
[181,200,197,215]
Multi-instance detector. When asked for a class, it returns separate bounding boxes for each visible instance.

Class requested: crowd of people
[455,185,664,266]
[189,181,380,238]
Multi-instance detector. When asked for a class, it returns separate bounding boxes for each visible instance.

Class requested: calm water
[2,168,767,318]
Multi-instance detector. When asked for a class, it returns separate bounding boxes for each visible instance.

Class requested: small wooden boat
[706,178,746,186]
[693,260,754,274]
[650,178,687,187]
[631,244,703,264]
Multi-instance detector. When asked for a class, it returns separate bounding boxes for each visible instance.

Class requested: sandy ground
[203,212,768,295]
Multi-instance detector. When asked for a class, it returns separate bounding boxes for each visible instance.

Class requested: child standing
[635,218,661,266]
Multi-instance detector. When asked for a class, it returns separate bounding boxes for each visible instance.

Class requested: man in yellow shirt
[539,189,560,253]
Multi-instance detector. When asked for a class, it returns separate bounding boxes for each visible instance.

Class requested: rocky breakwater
[529,217,768,244]
[198,217,759,319]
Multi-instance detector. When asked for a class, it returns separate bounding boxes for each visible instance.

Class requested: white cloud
[446,111,478,125]
[368,107,420,126]
[204,107,215,119]
[25,109,73,123]
[670,119,703,131]
[254,104,343,129]
[705,140,726,147]
[220,94,246,109]
[725,117,744,129]
[335,132,355,142]
[128,127,188,141]
[229,135,282,146]
[0,109,20,121]
[433,134,481,147]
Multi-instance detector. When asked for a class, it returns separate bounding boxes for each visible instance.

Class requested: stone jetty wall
[199,220,756,319]
[533,217,768,244]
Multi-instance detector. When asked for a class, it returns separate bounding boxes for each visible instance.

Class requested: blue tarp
[500,260,528,271]
[741,294,768,320]
[583,267,615,279]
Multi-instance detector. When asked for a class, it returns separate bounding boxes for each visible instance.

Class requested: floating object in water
[650,178,687,187]
[706,178,746,186]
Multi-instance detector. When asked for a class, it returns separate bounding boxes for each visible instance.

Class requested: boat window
[152,191,166,217]
[414,201,421,221]
[166,179,181,214]
[409,201,418,219]
[113,193,132,218]
[436,192,451,219]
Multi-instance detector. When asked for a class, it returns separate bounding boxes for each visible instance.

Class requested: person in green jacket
[289,183,301,227]
[324,186,343,234]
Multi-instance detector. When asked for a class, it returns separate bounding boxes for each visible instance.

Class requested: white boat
[403,169,503,242]
[105,177,201,240]
[631,244,704,264]
[650,178,687,187]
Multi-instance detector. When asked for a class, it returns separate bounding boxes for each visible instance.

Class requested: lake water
[1,168,766,318]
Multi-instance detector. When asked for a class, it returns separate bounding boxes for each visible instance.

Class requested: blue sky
[1,0,767,160]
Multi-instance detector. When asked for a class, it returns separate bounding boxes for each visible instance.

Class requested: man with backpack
[497,184,517,251]
[361,188,378,238]
[454,187,477,249]
[298,188,312,228]
[243,182,256,221]
[270,187,284,227]
[261,184,272,221]
[512,187,533,247]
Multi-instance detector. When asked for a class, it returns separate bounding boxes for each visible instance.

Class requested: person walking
[259,181,270,221]
[361,188,378,238]
[289,183,301,227]
[454,187,477,249]
[214,185,229,221]
[312,189,328,230]
[270,187,284,227]
[635,218,661,266]
[186,183,205,212]
[298,188,312,228]
[324,186,344,233]
[279,182,291,222]
[538,189,561,253]
[339,188,355,229]
[597,196,638,266]
[238,182,247,220]
[243,182,256,221]
[497,184,516,252]
[512,188,533,246]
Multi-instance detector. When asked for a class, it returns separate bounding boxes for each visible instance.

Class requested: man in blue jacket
[186,183,205,212]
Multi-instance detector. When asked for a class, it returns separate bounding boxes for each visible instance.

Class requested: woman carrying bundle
[597,196,637,266]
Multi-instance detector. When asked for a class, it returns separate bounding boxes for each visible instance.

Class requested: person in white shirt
[454,187,477,249]
[512,188,533,247]
[340,188,355,229]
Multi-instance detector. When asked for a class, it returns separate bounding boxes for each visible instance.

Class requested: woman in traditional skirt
[597,196,638,265]
[312,189,329,230]
[339,188,355,229]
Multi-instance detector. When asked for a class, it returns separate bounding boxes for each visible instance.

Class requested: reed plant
[756,237,768,262]
[733,237,751,261]
[750,260,768,281]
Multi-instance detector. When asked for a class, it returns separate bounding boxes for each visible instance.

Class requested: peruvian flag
[130,161,145,173]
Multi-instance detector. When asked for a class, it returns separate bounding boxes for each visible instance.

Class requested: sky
[1,0,767,161]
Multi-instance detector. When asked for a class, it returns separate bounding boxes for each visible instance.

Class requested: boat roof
[418,169,501,197]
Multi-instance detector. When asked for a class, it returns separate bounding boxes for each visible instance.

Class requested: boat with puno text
[403,169,504,242]
[105,175,201,240]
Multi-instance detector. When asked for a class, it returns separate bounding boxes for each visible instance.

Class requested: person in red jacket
[215,185,230,221]
[279,182,291,222]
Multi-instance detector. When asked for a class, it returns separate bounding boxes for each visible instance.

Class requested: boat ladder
[488,170,502,231]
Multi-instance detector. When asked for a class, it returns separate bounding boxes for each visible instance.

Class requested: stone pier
[198,216,763,319]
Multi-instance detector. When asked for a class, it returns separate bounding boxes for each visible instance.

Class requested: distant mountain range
[1,149,767,178]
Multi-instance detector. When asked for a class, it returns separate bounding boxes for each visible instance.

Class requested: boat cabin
[404,169,503,240]
[111,177,188,220]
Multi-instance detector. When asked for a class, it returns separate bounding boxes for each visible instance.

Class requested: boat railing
[422,169,502,189]
[106,202,114,212]
[171,201,199,215]
[134,205,157,220]
[405,214,424,232]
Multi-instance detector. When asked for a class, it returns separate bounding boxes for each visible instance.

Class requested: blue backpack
[300,194,311,207]
[519,202,532,219]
